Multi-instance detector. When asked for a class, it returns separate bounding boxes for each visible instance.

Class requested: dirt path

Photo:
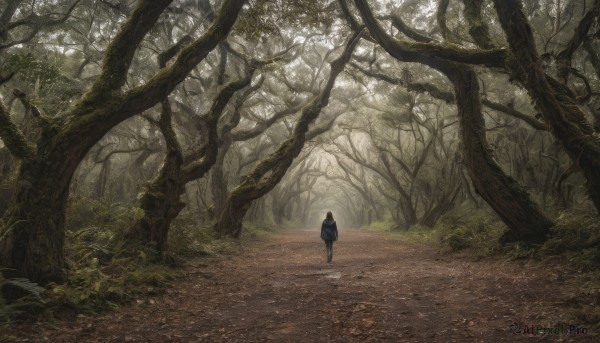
[5,229,595,342]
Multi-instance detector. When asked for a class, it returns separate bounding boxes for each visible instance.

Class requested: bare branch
[0,0,81,50]
[437,0,458,43]
[388,12,433,43]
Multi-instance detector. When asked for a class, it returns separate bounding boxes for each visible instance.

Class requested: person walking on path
[320,211,338,263]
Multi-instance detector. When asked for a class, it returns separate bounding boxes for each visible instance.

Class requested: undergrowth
[433,206,507,258]
[432,203,600,330]
[362,205,600,330]
[242,220,279,238]
[0,196,267,323]
[433,204,600,265]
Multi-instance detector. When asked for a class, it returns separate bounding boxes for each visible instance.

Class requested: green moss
[233,0,334,38]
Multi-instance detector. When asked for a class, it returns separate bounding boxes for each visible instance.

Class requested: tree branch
[352,0,505,68]
[388,12,433,43]
[0,100,35,159]
[556,0,600,83]
[12,89,46,123]
[238,30,363,197]
[120,0,246,115]
[461,0,495,49]
[181,69,257,183]
[350,63,547,130]
[79,0,172,103]
[437,0,457,43]
[0,0,81,50]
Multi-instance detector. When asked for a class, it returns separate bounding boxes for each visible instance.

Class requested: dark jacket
[321,219,338,241]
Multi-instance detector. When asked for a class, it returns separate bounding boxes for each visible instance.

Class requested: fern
[0,276,46,322]
[2,278,45,300]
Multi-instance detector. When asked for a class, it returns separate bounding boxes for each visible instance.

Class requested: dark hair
[326,211,333,220]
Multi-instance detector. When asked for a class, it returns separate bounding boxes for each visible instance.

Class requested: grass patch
[364,221,397,232]
[44,257,176,316]
[364,221,436,244]
[433,204,600,262]
[561,270,600,329]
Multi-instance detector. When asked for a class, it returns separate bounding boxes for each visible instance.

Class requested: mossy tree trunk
[213,31,363,238]
[0,154,76,283]
[493,0,600,215]
[123,99,186,254]
[209,138,231,219]
[0,0,245,284]
[447,65,553,243]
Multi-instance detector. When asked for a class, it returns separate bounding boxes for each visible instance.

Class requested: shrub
[434,207,506,256]
[537,206,600,271]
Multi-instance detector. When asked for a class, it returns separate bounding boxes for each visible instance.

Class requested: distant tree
[214,31,363,237]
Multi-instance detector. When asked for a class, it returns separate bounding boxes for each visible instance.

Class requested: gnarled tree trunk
[0,153,75,283]
[352,0,553,243]
[123,99,186,254]
[447,65,553,242]
[124,66,258,253]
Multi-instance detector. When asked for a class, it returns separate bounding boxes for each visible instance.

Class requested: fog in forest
[2,0,600,341]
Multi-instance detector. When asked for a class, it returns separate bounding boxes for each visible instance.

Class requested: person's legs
[325,240,333,262]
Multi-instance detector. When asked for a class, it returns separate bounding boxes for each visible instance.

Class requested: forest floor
[3,228,597,342]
